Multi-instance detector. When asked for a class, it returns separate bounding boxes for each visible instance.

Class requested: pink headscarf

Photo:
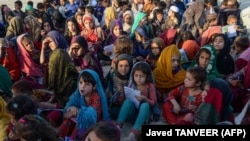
[16,34,43,77]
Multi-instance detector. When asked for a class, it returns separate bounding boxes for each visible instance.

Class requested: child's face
[168,10,174,17]
[70,43,84,56]
[21,38,35,53]
[84,20,94,29]
[10,114,17,125]
[78,77,94,96]
[124,14,132,24]
[184,72,200,88]
[171,55,180,71]
[113,26,122,37]
[227,18,237,25]
[117,60,130,76]
[135,32,143,42]
[156,13,163,22]
[43,22,52,32]
[213,36,224,52]
[151,42,160,56]
[134,70,146,86]
[76,15,83,25]
[67,21,77,33]
[198,51,210,69]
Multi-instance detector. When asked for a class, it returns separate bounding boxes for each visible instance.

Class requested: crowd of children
[0,0,250,141]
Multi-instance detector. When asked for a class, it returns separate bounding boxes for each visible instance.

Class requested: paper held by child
[222,25,237,38]
[124,86,141,108]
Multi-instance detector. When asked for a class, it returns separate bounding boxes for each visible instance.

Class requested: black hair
[82,121,120,141]
[6,95,37,121]
[79,71,96,86]
[187,67,207,85]
[15,0,23,8]
[27,1,34,7]
[132,62,153,85]
[195,48,212,65]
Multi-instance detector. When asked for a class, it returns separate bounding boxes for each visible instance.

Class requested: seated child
[162,67,207,125]
[116,62,157,141]
[58,69,109,140]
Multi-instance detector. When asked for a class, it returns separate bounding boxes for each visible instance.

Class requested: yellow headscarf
[153,44,186,91]
[0,97,10,141]
[104,7,118,28]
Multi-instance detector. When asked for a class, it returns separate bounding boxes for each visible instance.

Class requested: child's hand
[183,113,194,122]
[135,95,147,101]
[65,106,79,118]
[188,105,197,112]
[201,90,208,102]
[231,80,239,86]
[173,103,181,114]
[8,130,19,140]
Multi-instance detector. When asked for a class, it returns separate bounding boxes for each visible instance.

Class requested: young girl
[189,45,221,81]
[64,17,80,45]
[5,95,38,141]
[149,8,165,37]
[133,26,151,62]
[81,121,120,141]
[14,114,60,141]
[212,33,235,79]
[146,37,165,70]
[117,62,157,141]
[68,35,104,80]
[162,67,207,125]
[58,69,109,140]
[106,54,134,119]
[161,5,180,32]
[16,34,44,89]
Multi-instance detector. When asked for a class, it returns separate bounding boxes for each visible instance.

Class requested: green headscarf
[189,45,221,80]
[130,12,147,38]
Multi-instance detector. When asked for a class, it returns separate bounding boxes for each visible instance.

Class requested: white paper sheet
[124,86,141,108]
[234,98,250,125]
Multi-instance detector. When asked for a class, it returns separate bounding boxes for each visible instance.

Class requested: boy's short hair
[187,67,207,85]
[85,6,94,14]
[227,14,237,22]
[234,36,249,50]
[15,0,23,7]
[12,80,33,96]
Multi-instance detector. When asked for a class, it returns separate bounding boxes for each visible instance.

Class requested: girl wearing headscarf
[40,30,78,107]
[153,44,186,100]
[212,33,235,78]
[0,38,21,82]
[146,37,165,70]
[133,26,151,62]
[179,39,200,70]
[189,45,221,81]
[104,19,126,47]
[122,10,134,34]
[58,69,109,140]
[16,34,44,89]
[81,15,104,44]
[102,7,118,34]
[130,12,149,39]
[68,35,103,80]
[105,54,134,119]
[23,15,42,43]
[0,64,12,100]
[5,16,25,40]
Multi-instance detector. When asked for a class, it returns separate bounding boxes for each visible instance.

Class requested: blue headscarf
[64,69,109,130]
[47,30,69,50]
